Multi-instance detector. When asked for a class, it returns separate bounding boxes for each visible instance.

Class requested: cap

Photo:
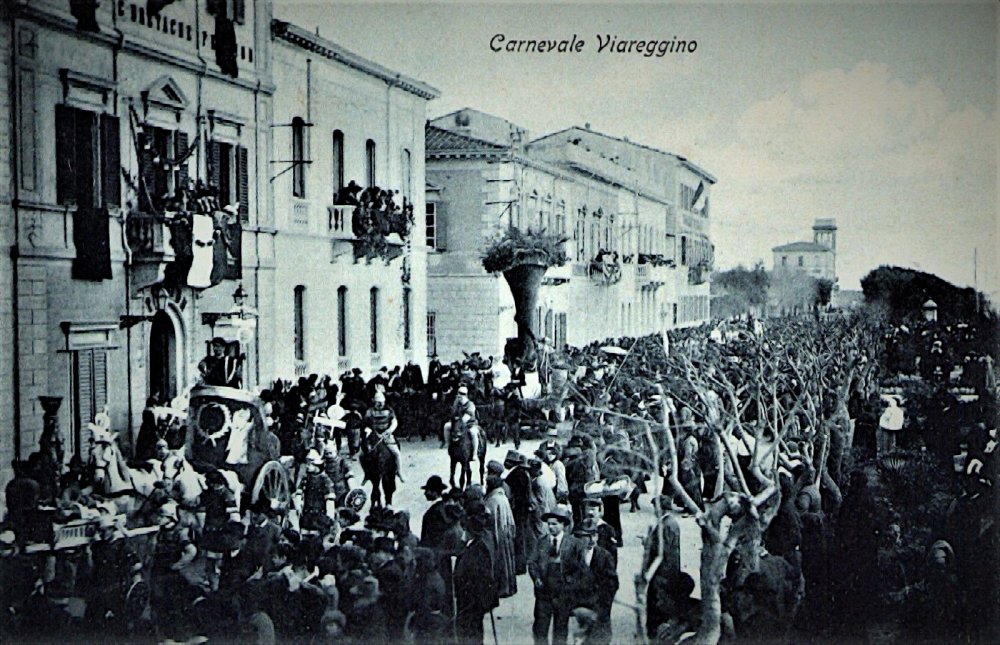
[373,391,386,402]
[486,460,504,476]
[457,385,469,395]
[573,518,599,536]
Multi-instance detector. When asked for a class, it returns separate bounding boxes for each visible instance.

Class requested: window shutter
[237,145,249,222]
[93,350,108,416]
[208,140,222,195]
[56,104,77,204]
[100,114,120,208]
[139,127,156,212]
[436,206,447,251]
[75,350,94,460]
[175,130,189,190]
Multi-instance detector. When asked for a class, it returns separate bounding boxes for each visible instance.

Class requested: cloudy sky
[273,1,997,294]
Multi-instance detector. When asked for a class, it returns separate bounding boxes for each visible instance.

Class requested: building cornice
[14,3,275,95]
[272,20,440,100]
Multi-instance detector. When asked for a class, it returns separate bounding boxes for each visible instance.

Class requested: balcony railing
[328,205,356,239]
[125,212,174,261]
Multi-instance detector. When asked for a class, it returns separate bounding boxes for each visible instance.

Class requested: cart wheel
[252,461,291,518]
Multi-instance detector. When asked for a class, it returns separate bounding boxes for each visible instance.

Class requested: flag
[662,328,670,356]
[691,181,708,211]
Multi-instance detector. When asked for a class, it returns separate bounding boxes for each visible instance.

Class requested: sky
[272,1,998,294]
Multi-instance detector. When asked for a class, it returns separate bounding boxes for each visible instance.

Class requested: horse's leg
[370,480,381,509]
[384,475,395,507]
[450,457,458,489]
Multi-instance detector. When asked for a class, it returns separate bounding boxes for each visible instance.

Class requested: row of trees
[711,263,834,319]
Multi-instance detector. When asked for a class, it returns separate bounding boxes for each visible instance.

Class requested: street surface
[348,432,703,644]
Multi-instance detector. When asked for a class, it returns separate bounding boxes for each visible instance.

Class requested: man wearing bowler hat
[503,450,533,573]
[419,475,450,548]
[529,506,583,645]
[572,518,619,645]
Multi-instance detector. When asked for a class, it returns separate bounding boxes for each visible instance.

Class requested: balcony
[635,263,665,290]
[328,202,407,264]
[125,212,176,294]
[328,205,355,240]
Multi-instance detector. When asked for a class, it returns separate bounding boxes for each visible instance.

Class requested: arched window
[294,285,306,361]
[403,287,412,350]
[370,287,380,354]
[331,130,344,199]
[292,117,306,198]
[337,286,348,357]
[365,139,376,187]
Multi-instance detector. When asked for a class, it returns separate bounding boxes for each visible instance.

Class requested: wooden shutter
[175,130,189,190]
[56,104,77,204]
[237,145,249,222]
[436,205,447,251]
[100,114,120,208]
[208,140,222,194]
[139,126,156,212]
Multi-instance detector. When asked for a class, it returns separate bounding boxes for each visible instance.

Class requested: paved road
[344,433,703,644]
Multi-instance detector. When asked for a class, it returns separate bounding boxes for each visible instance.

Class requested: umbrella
[600,346,629,356]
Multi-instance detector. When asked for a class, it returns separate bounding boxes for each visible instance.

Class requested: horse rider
[363,390,405,483]
[445,385,480,462]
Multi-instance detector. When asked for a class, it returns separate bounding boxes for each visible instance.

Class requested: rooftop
[772,241,834,253]
[425,125,509,157]
[272,21,440,100]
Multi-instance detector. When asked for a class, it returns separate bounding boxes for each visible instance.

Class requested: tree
[814,278,834,308]
[768,268,816,316]
[712,263,771,318]
[861,265,989,323]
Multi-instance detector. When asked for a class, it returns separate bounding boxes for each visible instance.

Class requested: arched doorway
[149,311,177,403]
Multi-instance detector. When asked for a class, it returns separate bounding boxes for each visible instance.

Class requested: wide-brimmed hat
[541,507,572,525]
[504,450,529,468]
[422,475,447,493]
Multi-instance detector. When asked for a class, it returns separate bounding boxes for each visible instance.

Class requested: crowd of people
[2,304,997,643]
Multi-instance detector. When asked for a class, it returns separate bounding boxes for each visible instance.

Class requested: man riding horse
[445,385,479,460]
[363,390,404,483]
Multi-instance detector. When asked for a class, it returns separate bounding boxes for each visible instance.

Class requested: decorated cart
[185,385,291,518]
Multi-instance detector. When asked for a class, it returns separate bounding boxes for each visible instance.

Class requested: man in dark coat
[419,475,450,547]
[503,450,534,574]
[572,519,619,645]
[529,507,583,645]
[454,501,499,644]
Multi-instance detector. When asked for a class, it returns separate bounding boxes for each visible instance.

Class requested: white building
[270,21,438,379]
[771,218,838,282]
[425,109,715,362]
[2,0,276,488]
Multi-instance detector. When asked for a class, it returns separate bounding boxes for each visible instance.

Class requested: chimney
[584,123,591,130]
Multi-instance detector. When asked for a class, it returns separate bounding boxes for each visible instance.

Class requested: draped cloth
[485,486,518,598]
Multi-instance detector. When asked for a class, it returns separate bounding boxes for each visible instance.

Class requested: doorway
[149,311,177,403]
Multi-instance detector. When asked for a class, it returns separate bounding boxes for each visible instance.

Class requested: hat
[422,475,447,493]
[306,450,324,466]
[541,507,572,525]
[457,385,469,395]
[210,337,227,346]
[573,518,599,537]
[373,391,386,403]
[581,496,603,508]
[486,460,504,476]
[527,458,543,476]
[352,368,362,375]
[504,450,529,468]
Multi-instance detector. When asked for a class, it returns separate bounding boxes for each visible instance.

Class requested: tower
[812,218,837,250]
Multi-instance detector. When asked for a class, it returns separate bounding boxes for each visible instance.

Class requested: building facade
[425,108,714,362]
[2,0,276,489]
[771,218,838,282]
[270,21,437,379]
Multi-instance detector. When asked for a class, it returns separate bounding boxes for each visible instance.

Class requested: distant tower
[812,218,837,250]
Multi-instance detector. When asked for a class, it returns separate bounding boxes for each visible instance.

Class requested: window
[425,202,437,249]
[208,140,248,217]
[402,148,412,200]
[293,286,306,362]
[575,209,587,261]
[680,236,688,265]
[542,195,552,230]
[337,287,348,356]
[403,287,412,350]
[72,349,108,460]
[292,117,306,198]
[798,256,804,267]
[528,192,538,230]
[331,130,344,199]
[556,200,566,235]
[56,104,119,280]
[207,0,246,24]
[781,255,788,267]
[370,287,380,354]
[365,139,376,187]
[427,312,437,357]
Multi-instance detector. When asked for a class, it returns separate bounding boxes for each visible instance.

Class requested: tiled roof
[772,241,833,252]
[425,125,508,156]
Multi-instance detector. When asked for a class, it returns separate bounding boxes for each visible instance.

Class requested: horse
[448,421,487,490]
[89,430,162,516]
[359,429,397,508]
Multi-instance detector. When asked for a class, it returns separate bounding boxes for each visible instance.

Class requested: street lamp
[201,283,258,330]
[232,283,248,309]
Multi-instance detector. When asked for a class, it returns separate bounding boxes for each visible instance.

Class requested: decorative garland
[197,402,232,448]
